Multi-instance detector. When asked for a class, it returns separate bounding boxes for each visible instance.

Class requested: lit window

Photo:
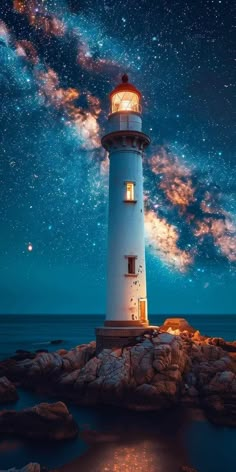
[125,182,135,201]
[128,256,136,274]
[111,91,140,113]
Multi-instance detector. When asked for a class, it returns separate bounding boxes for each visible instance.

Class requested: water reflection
[58,408,189,472]
[58,439,186,472]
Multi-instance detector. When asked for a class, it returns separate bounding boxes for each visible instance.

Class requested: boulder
[11,352,35,361]
[152,344,171,372]
[0,402,78,439]
[0,377,18,403]
[202,371,236,426]
[160,318,196,334]
[1,342,96,386]
[130,340,154,385]
[208,338,236,352]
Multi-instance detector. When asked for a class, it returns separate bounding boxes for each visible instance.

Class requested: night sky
[0,0,235,315]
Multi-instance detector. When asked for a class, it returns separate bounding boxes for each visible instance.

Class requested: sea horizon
[1,313,236,316]
[0,314,235,362]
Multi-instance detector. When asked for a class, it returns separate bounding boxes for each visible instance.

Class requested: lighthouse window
[111,91,141,113]
[125,182,135,201]
[128,256,136,275]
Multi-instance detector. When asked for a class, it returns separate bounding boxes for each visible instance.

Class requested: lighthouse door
[139,298,147,323]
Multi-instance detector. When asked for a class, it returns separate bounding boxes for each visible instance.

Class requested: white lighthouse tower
[96,74,151,351]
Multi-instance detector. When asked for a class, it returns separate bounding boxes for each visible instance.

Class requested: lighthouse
[96,74,151,351]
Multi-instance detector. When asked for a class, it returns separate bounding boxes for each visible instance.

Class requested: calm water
[0,315,235,472]
[0,314,235,360]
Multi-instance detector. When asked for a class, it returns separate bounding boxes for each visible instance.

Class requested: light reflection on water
[1,397,236,472]
[58,408,188,472]
[58,439,185,472]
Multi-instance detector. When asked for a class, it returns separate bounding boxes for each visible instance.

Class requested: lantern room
[110,74,142,114]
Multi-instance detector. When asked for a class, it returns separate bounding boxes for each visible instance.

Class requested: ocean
[0,314,235,472]
[0,314,235,361]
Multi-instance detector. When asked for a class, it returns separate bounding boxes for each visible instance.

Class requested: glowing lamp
[110,74,141,114]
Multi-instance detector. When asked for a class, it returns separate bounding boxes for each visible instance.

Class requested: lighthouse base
[95,326,158,354]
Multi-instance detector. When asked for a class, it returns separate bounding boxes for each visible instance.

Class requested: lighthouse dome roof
[110,74,142,100]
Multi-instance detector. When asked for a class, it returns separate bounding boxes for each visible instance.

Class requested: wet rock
[131,341,154,385]
[152,344,172,372]
[208,337,236,352]
[2,342,96,386]
[57,349,68,356]
[202,371,236,426]
[0,401,78,439]
[0,359,18,379]
[0,377,18,403]
[98,348,131,392]
[12,351,36,361]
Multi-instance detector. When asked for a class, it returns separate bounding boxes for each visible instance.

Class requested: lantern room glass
[111,91,141,113]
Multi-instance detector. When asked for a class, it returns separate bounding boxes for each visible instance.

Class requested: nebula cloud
[13,0,66,36]
[77,41,120,75]
[1,5,235,278]
[145,210,194,271]
[144,147,236,270]
[16,40,39,64]
[36,67,101,150]
[0,20,10,44]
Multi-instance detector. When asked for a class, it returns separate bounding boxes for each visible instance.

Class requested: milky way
[0,1,235,314]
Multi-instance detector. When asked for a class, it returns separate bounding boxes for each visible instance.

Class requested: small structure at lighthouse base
[96,325,158,353]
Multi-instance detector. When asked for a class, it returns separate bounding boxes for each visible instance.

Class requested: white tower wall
[102,110,150,326]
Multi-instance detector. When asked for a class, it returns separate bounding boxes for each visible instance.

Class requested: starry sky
[0,0,235,315]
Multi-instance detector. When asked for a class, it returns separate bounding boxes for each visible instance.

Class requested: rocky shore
[0,401,78,440]
[0,318,235,428]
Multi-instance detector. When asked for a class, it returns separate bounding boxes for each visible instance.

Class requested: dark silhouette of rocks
[0,464,48,472]
[12,351,36,361]
[0,319,235,426]
[1,464,43,472]
[0,401,78,439]
[0,376,18,403]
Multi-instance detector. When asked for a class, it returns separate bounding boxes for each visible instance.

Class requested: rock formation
[0,319,235,427]
[1,464,43,472]
[0,401,78,439]
[0,376,18,403]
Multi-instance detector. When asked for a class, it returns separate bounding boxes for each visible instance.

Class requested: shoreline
[0,317,236,471]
